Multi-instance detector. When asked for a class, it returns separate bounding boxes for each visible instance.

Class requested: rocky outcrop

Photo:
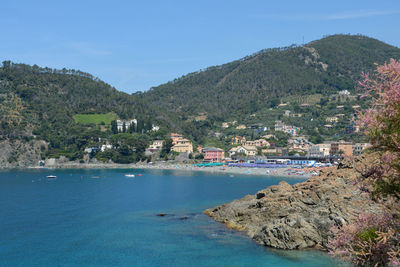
[204,156,385,250]
[0,139,47,168]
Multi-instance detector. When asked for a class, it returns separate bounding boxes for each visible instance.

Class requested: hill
[141,35,400,120]
[0,62,175,165]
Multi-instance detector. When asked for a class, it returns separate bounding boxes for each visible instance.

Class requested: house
[229,146,257,157]
[100,144,113,152]
[236,124,246,130]
[336,105,344,109]
[284,110,291,117]
[353,143,372,156]
[330,141,353,157]
[274,120,285,132]
[262,147,287,156]
[326,116,339,123]
[339,90,351,96]
[152,125,160,131]
[148,140,164,152]
[308,143,331,157]
[117,119,137,132]
[231,136,246,145]
[171,138,193,153]
[274,120,300,136]
[246,139,266,147]
[284,125,300,136]
[221,122,229,128]
[169,133,184,144]
[202,147,225,162]
[84,147,100,154]
[288,138,313,152]
[324,124,334,129]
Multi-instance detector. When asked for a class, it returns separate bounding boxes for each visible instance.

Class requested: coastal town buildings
[171,138,193,153]
[229,146,257,157]
[353,143,372,156]
[169,133,184,144]
[202,147,225,162]
[231,136,246,145]
[308,143,331,157]
[148,140,164,152]
[288,137,313,153]
[274,120,300,136]
[330,141,353,157]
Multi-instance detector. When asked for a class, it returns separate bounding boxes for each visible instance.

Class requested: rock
[156,213,168,217]
[204,155,386,250]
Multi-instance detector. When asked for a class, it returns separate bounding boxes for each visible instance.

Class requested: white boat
[46,175,57,179]
[125,174,135,177]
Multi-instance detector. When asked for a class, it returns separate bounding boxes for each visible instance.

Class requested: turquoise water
[0,169,343,266]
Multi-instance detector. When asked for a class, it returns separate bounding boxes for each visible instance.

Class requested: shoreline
[1,162,317,178]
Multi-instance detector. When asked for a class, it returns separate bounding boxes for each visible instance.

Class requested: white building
[117,119,137,132]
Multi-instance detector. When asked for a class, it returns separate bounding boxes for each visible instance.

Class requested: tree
[122,122,126,133]
[111,120,118,134]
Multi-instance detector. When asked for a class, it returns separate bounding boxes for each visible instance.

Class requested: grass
[73,112,118,125]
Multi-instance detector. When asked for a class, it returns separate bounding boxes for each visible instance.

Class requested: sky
[1,0,400,93]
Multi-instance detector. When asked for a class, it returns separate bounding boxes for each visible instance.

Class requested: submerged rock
[204,156,385,250]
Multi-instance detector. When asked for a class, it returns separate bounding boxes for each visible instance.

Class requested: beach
[27,161,325,178]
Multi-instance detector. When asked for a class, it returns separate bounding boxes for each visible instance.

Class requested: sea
[0,169,345,266]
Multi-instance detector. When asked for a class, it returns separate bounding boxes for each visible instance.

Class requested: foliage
[73,113,118,125]
[330,59,400,266]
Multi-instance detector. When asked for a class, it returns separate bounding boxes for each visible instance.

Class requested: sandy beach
[27,161,322,178]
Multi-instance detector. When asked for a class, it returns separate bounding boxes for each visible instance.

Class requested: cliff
[204,155,386,250]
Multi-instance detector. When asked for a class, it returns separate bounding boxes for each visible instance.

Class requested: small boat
[46,175,57,179]
[125,174,135,177]
[137,174,142,177]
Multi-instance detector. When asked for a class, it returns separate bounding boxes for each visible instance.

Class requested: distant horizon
[1,0,400,93]
[2,33,399,94]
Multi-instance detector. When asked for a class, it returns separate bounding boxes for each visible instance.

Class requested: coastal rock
[204,156,385,250]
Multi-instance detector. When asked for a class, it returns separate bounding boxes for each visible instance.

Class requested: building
[326,117,339,123]
[274,120,285,132]
[229,146,257,157]
[284,110,291,117]
[202,147,225,162]
[274,120,300,136]
[353,143,372,156]
[236,124,246,130]
[152,125,160,131]
[101,144,113,152]
[231,136,246,145]
[330,141,353,157]
[148,140,164,152]
[339,90,351,96]
[308,143,331,157]
[288,137,313,153]
[221,122,229,128]
[117,119,137,132]
[171,138,193,153]
[169,133,184,144]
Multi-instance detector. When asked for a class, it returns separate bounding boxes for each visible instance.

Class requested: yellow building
[172,138,193,153]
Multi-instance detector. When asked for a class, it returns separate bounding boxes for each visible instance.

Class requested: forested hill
[0,62,175,137]
[140,34,400,120]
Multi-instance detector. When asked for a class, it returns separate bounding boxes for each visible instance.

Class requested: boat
[46,175,57,179]
[125,174,135,177]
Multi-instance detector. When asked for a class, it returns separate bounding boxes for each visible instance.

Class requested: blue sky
[1,0,400,93]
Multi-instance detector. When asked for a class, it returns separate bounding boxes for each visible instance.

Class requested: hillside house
[148,140,164,152]
[171,138,193,153]
[169,133,184,144]
[326,117,339,123]
[117,119,137,132]
[231,136,246,145]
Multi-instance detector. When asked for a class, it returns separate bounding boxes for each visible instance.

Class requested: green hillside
[141,34,400,120]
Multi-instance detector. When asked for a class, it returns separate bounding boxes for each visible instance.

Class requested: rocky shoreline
[204,155,386,250]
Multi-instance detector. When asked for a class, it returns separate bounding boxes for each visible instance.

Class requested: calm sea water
[0,169,344,266]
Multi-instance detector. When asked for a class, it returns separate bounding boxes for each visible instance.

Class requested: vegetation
[73,113,118,125]
[329,59,400,266]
